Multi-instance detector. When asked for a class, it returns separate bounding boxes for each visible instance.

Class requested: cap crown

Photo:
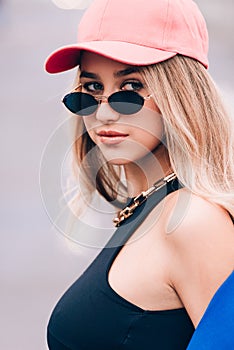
[78,0,208,64]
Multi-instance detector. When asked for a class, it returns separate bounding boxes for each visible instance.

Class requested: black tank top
[47,179,195,349]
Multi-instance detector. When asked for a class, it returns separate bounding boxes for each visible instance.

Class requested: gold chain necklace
[113,172,177,227]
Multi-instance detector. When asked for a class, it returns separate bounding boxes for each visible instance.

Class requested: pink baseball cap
[45,0,209,74]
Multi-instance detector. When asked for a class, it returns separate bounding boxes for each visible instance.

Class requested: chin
[107,158,132,166]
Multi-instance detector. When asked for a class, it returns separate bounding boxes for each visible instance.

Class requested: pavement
[0,0,233,349]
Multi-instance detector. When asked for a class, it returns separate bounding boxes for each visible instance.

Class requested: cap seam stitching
[162,0,170,46]
[97,0,111,39]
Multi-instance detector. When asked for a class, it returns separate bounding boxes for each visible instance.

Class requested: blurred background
[0,0,233,349]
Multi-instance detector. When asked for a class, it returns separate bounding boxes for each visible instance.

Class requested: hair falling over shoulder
[141,55,234,218]
[70,55,234,219]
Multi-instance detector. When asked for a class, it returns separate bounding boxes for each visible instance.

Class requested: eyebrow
[79,71,98,79]
[114,67,140,77]
[79,67,140,79]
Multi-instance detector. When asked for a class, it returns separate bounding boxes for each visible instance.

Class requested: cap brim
[45,41,177,74]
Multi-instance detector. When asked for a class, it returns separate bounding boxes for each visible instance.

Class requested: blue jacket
[187,271,234,349]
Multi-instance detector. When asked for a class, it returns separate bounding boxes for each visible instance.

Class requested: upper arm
[164,192,234,327]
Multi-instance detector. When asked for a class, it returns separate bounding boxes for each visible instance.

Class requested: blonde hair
[69,55,234,218]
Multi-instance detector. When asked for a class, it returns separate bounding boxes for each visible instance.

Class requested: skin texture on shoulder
[161,189,234,327]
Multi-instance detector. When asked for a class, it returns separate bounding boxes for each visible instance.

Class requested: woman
[45,0,234,349]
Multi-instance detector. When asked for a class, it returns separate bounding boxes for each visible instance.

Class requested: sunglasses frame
[62,83,153,116]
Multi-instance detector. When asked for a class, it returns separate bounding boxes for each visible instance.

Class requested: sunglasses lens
[62,92,98,116]
[109,91,144,115]
[63,91,146,116]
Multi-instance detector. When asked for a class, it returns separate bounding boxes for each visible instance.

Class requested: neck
[123,144,173,197]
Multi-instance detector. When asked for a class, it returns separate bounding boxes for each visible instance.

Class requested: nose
[95,99,120,124]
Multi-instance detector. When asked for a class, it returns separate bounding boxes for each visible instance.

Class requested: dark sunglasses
[62,85,152,116]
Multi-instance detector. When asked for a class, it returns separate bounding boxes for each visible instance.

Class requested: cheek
[82,116,92,130]
[131,109,164,145]
[131,126,163,156]
[147,97,161,114]
[82,116,96,140]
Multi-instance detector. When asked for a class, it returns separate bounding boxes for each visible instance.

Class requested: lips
[97,130,129,144]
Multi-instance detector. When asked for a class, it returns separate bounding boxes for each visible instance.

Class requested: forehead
[80,51,136,72]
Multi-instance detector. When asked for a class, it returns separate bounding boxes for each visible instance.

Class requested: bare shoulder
[161,188,234,237]
[163,188,234,272]
[160,188,234,327]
